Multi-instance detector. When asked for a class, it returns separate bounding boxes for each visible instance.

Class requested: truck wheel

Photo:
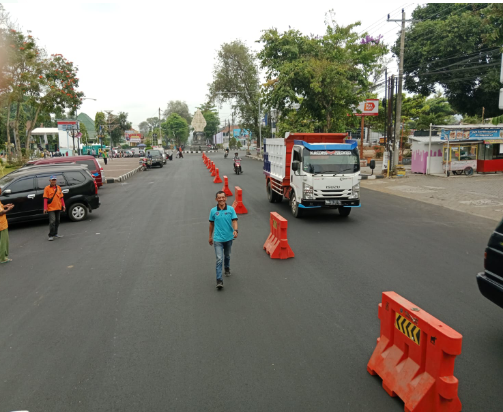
[68,203,88,222]
[267,181,275,203]
[338,207,351,217]
[290,193,303,218]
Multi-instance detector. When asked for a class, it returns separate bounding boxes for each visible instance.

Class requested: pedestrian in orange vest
[0,187,14,263]
[43,176,66,241]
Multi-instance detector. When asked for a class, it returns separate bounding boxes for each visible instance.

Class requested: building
[77,113,96,142]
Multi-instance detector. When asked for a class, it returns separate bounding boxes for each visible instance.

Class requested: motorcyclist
[225,147,229,158]
[233,152,242,173]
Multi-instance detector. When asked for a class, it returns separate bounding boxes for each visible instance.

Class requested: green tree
[163,100,192,125]
[258,15,387,132]
[95,111,106,145]
[161,113,188,145]
[208,40,260,139]
[80,121,89,145]
[110,112,132,146]
[138,121,149,136]
[199,107,220,140]
[393,3,503,118]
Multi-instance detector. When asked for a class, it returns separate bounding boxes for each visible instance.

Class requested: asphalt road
[1,154,502,411]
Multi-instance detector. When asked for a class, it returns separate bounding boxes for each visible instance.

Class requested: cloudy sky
[3,1,411,129]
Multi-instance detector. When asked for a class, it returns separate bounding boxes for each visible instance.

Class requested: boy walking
[209,191,238,289]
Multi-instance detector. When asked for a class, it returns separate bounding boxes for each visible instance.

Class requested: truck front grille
[314,189,351,199]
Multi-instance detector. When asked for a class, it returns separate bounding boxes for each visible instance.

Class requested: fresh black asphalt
[1,153,502,411]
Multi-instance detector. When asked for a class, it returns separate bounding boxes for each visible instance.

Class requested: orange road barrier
[222,176,233,196]
[231,186,248,214]
[367,292,462,412]
[211,162,216,177]
[202,152,205,159]
[206,158,211,169]
[213,167,223,184]
[263,212,294,259]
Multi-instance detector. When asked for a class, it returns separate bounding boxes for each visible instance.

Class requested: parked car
[125,150,134,157]
[25,155,105,187]
[0,164,100,223]
[146,149,163,168]
[477,218,503,309]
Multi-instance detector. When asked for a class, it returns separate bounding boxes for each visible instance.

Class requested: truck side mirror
[369,160,375,170]
[292,161,300,172]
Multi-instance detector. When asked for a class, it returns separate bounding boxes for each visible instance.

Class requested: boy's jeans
[214,240,233,280]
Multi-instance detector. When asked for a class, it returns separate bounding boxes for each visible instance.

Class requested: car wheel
[68,203,88,222]
[160,163,163,168]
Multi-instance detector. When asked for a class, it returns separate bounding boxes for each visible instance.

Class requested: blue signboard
[441,128,503,141]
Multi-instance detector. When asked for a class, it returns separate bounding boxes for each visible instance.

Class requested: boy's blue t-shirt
[209,204,238,242]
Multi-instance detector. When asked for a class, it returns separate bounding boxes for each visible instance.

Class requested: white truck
[263,133,361,218]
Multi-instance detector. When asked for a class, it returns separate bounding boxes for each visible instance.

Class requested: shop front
[440,127,503,174]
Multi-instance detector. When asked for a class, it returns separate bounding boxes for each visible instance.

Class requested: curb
[106,165,142,184]
[183,150,216,154]
[360,175,385,180]
[245,155,263,161]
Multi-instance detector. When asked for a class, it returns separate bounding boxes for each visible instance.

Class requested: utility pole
[388,9,410,169]
[499,53,503,110]
[158,108,162,146]
[387,75,395,154]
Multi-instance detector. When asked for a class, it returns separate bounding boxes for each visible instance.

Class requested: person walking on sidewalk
[103,149,108,165]
[43,176,66,241]
[208,191,238,289]
[0,189,14,263]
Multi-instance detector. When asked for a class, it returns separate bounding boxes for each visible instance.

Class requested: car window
[0,173,17,189]
[77,160,97,171]
[7,177,35,193]
[65,171,87,186]
[36,174,66,190]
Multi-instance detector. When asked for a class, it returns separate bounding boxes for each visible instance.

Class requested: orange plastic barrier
[202,152,205,159]
[222,176,233,196]
[263,212,294,259]
[205,157,209,167]
[210,162,216,177]
[231,186,248,214]
[213,167,223,184]
[367,292,462,412]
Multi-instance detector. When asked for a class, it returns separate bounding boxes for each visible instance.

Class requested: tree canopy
[162,113,189,145]
[208,40,260,139]
[163,100,192,125]
[393,3,503,117]
[258,15,387,132]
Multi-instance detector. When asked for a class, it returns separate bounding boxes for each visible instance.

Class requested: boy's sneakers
[216,279,224,289]
[48,237,54,241]
[54,234,64,238]
[224,268,231,277]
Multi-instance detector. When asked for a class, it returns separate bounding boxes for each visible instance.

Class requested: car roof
[9,164,89,177]
[26,155,97,165]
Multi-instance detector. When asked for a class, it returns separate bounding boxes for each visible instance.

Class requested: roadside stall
[410,136,444,174]
[439,125,503,175]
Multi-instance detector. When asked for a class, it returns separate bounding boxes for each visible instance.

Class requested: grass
[0,164,20,177]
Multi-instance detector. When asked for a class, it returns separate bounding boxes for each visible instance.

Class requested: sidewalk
[361,173,503,221]
[97,158,142,183]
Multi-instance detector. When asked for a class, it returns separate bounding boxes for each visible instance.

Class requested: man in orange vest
[43,176,66,241]
[0,187,14,263]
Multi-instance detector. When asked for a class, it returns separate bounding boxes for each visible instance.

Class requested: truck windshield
[303,148,360,174]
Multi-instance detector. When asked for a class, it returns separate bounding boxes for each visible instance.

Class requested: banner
[441,128,503,140]
[353,99,379,116]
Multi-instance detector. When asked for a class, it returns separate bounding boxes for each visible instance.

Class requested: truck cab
[289,140,360,216]
[264,134,361,218]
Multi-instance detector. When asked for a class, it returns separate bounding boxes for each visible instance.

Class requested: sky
[2,1,414,129]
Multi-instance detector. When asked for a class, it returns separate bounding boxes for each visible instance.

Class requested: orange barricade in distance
[231,186,248,214]
[222,176,233,196]
[263,212,294,259]
[211,162,216,177]
[213,167,223,184]
[367,292,462,412]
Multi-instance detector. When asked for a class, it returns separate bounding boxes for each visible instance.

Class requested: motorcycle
[224,151,229,158]
[139,157,152,171]
[233,158,242,175]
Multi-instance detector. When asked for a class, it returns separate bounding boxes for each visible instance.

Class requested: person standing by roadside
[43,176,66,241]
[209,191,238,289]
[102,149,108,165]
[0,189,14,263]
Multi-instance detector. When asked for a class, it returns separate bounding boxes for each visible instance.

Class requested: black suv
[0,164,100,223]
[146,150,163,168]
[477,218,503,309]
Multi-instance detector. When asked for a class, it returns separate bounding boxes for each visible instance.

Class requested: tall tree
[94,111,106,145]
[197,103,220,140]
[163,100,192,125]
[394,3,503,117]
[161,113,188,145]
[208,40,260,139]
[258,15,387,133]
[110,112,132,146]
[138,121,149,136]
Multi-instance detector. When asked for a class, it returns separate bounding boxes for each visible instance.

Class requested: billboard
[125,130,142,143]
[353,99,379,116]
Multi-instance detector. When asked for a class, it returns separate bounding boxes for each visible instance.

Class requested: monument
[191,110,207,149]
